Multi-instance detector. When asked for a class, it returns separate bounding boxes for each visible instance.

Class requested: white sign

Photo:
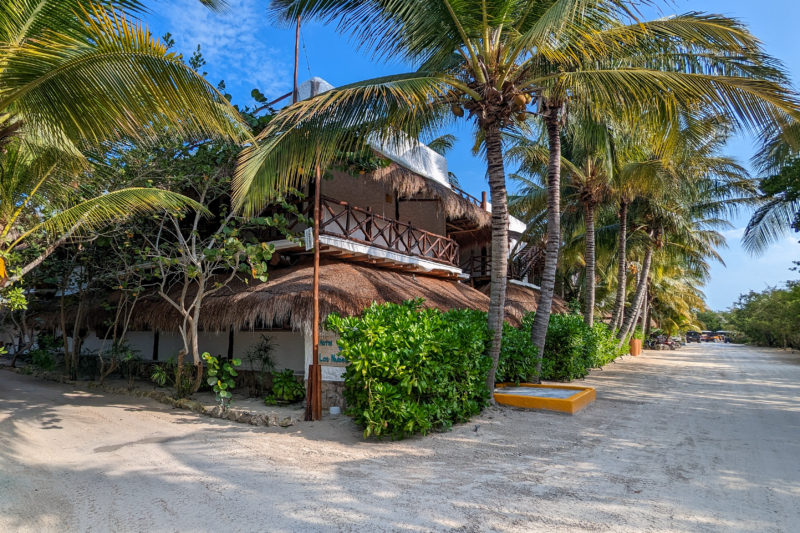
[304,227,314,251]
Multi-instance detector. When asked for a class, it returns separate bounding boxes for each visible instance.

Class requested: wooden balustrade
[461,246,542,281]
[318,196,460,266]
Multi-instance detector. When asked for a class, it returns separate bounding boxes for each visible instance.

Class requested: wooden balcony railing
[461,246,543,281]
[318,196,460,266]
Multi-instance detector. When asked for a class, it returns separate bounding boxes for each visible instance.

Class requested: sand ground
[1,343,799,532]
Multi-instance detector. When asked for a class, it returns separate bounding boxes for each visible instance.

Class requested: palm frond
[1,4,248,149]
[233,71,451,215]
[742,197,800,255]
[7,187,205,251]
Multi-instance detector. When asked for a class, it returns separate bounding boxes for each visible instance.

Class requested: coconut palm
[617,132,758,341]
[234,0,798,395]
[510,119,616,327]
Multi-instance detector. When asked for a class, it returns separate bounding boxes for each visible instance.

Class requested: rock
[279,417,293,428]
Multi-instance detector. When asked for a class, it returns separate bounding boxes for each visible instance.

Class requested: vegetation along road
[1,343,798,532]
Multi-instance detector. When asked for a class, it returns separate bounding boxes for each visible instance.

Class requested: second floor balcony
[318,196,460,267]
[268,195,463,278]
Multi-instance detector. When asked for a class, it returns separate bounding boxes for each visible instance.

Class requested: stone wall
[321,380,346,409]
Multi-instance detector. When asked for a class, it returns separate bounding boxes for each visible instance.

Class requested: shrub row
[327,301,627,439]
[522,314,629,382]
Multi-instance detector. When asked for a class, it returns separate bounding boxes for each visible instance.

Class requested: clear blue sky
[146,0,800,310]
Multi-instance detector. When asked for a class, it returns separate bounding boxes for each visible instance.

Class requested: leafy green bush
[496,322,538,384]
[150,356,196,398]
[327,301,491,439]
[270,369,305,403]
[245,335,275,396]
[31,349,55,371]
[541,314,592,380]
[586,322,628,367]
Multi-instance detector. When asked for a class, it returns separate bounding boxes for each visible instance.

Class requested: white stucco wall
[82,329,306,372]
[230,330,304,373]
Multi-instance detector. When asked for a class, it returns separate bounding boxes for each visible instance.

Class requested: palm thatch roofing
[480,281,569,324]
[41,262,568,334]
[125,259,507,334]
[365,163,490,227]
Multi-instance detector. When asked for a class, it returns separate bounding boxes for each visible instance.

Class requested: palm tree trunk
[641,284,650,336]
[531,109,562,381]
[583,202,596,327]
[619,243,653,342]
[483,123,509,397]
[610,201,628,330]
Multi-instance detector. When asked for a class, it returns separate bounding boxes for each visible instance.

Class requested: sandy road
[1,343,799,532]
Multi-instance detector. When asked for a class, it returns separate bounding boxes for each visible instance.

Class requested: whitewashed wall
[82,328,306,372]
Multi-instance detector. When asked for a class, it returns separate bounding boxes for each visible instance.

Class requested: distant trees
[726,282,800,349]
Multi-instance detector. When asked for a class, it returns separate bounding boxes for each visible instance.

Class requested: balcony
[267,196,462,277]
[318,196,460,267]
[461,246,542,283]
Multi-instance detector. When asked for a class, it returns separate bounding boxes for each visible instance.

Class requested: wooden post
[481,191,488,210]
[306,163,323,421]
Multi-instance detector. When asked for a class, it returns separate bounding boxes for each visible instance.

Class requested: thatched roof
[480,281,569,323]
[126,260,498,334]
[43,262,564,334]
[366,162,490,227]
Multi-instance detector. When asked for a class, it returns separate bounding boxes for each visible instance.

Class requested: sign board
[304,227,314,251]
[318,332,346,367]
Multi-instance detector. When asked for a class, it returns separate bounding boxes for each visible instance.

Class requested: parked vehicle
[686,331,701,343]
[646,333,678,350]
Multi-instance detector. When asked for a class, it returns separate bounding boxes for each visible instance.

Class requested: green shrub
[150,356,195,398]
[585,322,627,367]
[203,352,241,409]
[514,313,626,382]
[496,322,538,384]
[31,349,55,371]
[327,300,491,439]
[245,335,275,396]
[541,314,591,381]
[270,369,305,403]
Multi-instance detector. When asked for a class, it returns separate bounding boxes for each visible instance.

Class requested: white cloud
[721,227,745,240]
[156,0,290,97]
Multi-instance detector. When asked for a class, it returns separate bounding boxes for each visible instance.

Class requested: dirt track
[1,343,799,532]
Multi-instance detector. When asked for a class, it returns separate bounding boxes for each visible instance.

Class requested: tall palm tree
[234,0,798,396]
[510,119,615,327]
[617,123,758,341]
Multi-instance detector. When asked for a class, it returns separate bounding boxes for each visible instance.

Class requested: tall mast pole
[293,15,300,104]
[295,14,322,421]
[309,164,323,421]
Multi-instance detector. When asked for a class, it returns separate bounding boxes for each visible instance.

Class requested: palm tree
[617,122,758,341]
[234,1,798,396]
[1,1,241,152]
[0,0,246,288]
[510,120,615,327]
[743,125,800,254]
